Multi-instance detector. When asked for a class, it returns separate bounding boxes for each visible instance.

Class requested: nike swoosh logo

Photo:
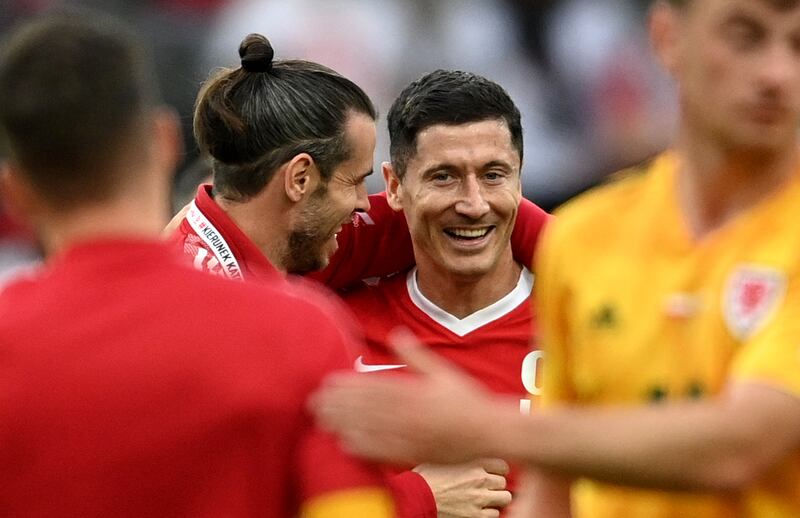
[353,355,406,373]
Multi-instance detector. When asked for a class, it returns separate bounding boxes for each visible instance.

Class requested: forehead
[686,0,800,25]
[408,119,519,169]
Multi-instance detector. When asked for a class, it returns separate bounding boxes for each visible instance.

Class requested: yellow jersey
[536,152,800,518]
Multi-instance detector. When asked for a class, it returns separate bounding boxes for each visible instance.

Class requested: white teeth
[449,228,489,238]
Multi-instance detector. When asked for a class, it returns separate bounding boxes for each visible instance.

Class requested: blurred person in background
[0,11,400,517]
[314,1,800,517]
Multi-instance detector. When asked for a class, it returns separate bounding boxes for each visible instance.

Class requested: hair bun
[239,33,274,73]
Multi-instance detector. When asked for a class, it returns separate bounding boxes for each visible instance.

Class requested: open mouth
[444,226,495,242]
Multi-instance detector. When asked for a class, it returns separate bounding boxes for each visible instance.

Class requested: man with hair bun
[314,1,800,517]
[173,32,550,518]
[0,12,397,517]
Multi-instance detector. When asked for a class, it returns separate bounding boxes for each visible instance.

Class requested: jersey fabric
[0,239,395,518]
[537,152,800,518]
[343,266,541,508]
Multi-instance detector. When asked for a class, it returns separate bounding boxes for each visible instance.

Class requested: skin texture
[413,459,512,518]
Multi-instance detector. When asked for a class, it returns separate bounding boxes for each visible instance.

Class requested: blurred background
[0,0,678,279]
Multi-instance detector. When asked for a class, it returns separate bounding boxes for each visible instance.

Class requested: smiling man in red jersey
[343,70,546,517]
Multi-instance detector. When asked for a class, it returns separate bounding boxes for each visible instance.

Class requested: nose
[757,42,796,94]
[353,180,371,213]
[454,175,489,219]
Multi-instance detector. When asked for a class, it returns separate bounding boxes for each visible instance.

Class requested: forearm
[484,397,762,491]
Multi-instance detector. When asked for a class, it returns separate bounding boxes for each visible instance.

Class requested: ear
[0,162,40,230]
[382,162,404,212]
[283,153,317,203]
[649,1,682,78]
[150,107,183,184]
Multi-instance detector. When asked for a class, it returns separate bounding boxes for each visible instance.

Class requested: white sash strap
[185,200,244,281]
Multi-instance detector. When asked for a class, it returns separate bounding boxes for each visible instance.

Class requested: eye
[724,18,764,50]
[431,171,454,184]
[483,170,506,183]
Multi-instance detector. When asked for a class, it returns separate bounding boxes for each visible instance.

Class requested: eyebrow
[421,160,515,176]
[482,160,514,171]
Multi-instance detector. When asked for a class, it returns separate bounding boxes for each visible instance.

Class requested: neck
[414,249,522,319]
[39,189,169,257]
[215,186,290,273]
[674,126,798,239]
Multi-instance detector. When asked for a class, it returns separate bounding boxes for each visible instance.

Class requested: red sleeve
[293,301,399,516]
[308,193,414,290]
[294,299,430,518]
[511,198,552,271]
[387,471,437,518]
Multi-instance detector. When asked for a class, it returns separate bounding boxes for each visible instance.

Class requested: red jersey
[345,266,539,403]
[171,184,550,287]
[343,267,542,510]
[0,239,395,518]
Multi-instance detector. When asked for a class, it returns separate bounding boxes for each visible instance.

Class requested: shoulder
[342,271,407,307]
[180,272,362,378]
[554,157,656,231]
[543,154,666,253]
[340,272,409,333]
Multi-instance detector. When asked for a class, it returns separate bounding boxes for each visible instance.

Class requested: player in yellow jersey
[312,1,800,517]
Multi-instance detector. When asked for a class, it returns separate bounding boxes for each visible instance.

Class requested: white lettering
[521,350,544,396]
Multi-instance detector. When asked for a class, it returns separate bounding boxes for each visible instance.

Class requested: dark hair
[194,34,376,201]
[0,11,159,208]
[387,69,523,179]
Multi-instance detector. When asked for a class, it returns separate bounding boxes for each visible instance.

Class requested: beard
[283,183,335,274]
[285,226,328,274]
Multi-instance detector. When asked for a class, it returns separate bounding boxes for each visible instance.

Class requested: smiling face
[659,0,800,153]
[285,112,375,273]
[386,119,521,282]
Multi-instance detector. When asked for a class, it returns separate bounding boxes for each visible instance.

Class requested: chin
[443,259,494,279]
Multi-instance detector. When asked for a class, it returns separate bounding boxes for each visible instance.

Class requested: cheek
[329,189,355,217]
[492,190,521,220]
[688,44,740,101]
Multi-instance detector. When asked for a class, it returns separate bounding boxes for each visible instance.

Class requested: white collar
[406,266,533,337]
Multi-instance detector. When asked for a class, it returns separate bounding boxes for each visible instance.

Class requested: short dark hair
[0,11,159,208]
[194,34,377,201]
[387,69,523,179]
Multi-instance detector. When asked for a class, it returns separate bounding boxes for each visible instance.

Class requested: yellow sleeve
[732,273,800,398]
[535,217,578,407]
[300,488,395,518]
